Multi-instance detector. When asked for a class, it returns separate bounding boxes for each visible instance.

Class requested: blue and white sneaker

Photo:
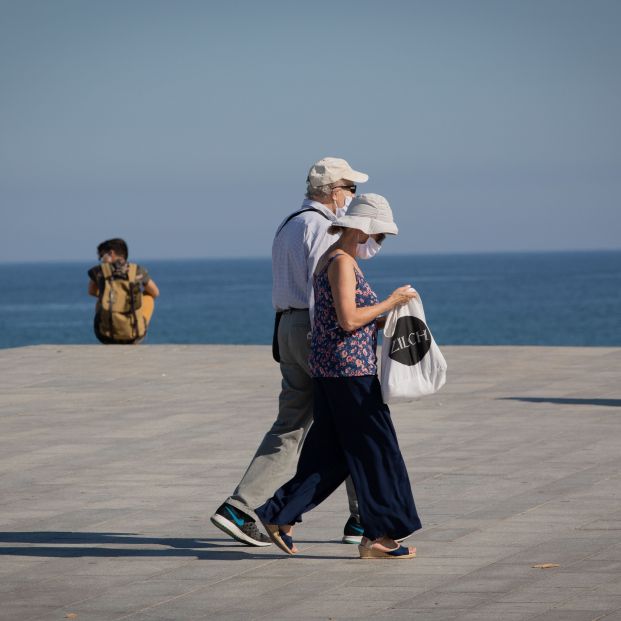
[342,516,365,544]
[210,503,271,547]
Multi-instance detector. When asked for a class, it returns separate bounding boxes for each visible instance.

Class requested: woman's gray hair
[305,181,341,201]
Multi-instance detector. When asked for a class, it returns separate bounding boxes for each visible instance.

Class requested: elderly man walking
[211,157,370,546]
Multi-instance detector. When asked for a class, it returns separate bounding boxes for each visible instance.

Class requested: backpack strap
[99,262,113,307]
[276,207,331,236]
[126,263,141,338]
[127,263,138,282]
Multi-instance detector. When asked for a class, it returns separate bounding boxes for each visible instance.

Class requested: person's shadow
[0,531,284,560]
[0,531,351,560]
[499,397,621,408]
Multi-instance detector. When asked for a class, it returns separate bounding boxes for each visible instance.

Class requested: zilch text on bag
[389,316,432,366]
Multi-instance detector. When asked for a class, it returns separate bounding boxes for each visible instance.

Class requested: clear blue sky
[1,0,620,262]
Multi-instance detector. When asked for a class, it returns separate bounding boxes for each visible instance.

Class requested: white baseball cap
[333,193,399,235]
[307,157,369,188]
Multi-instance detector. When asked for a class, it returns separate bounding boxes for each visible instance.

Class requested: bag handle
[383,307,398,338]
[275,207,331,236]
[383,295,423,338]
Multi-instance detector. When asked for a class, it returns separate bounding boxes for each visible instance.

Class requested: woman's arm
[87,280,98,297]
[328,254,416,332]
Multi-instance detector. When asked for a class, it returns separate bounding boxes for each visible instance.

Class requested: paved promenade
[1,344,621,621]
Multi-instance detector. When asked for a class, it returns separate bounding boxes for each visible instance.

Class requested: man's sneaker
[342,516,364,544]
[210,503,272,547]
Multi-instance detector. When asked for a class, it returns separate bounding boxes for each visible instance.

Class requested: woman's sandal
[260,522,297,555]
[358,541,416,560]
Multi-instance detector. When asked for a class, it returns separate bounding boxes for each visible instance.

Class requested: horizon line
[1,246,621,266]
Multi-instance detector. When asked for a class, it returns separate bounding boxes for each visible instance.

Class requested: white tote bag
[380,293,447,403]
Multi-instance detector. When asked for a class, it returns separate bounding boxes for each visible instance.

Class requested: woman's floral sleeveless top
[310,253,379,377]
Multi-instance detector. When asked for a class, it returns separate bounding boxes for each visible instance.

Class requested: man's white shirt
[272,199,338,319]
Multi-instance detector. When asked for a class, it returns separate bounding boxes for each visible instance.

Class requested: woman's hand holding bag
[380,290,447,404]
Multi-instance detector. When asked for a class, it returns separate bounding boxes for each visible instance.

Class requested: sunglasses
[334,185,357,193]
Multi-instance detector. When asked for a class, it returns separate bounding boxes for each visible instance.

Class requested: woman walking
[256,194,421,559]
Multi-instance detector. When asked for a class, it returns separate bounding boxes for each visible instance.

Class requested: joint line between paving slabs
[110,542,330,621]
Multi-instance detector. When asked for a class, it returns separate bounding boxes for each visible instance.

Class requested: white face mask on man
[336,195,353,218]
[357,236,382,260]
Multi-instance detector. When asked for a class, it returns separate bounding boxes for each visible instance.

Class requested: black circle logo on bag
[389,316,432,366]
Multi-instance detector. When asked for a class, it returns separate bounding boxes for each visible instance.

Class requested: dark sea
[1,251,620,349]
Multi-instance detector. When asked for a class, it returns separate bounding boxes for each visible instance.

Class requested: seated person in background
[87,238,160,344]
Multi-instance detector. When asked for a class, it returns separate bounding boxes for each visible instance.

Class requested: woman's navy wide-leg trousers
[256,375,421,541]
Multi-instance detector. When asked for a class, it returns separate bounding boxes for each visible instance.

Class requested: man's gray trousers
[227,309,359,520]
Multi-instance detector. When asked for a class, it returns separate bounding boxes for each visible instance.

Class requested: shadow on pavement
[0,532,284,560]
[499,397,621,408]
[0,532,355,560]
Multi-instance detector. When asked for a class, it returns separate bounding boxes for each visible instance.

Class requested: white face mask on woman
[357,236,382,260]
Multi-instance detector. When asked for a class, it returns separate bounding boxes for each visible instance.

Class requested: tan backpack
[95,262,146,343]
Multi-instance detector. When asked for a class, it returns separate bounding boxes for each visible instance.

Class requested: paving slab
[0,344,620,621]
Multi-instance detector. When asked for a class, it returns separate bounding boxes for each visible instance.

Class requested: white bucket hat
[333,193,399,235]
[307,157,369,188]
